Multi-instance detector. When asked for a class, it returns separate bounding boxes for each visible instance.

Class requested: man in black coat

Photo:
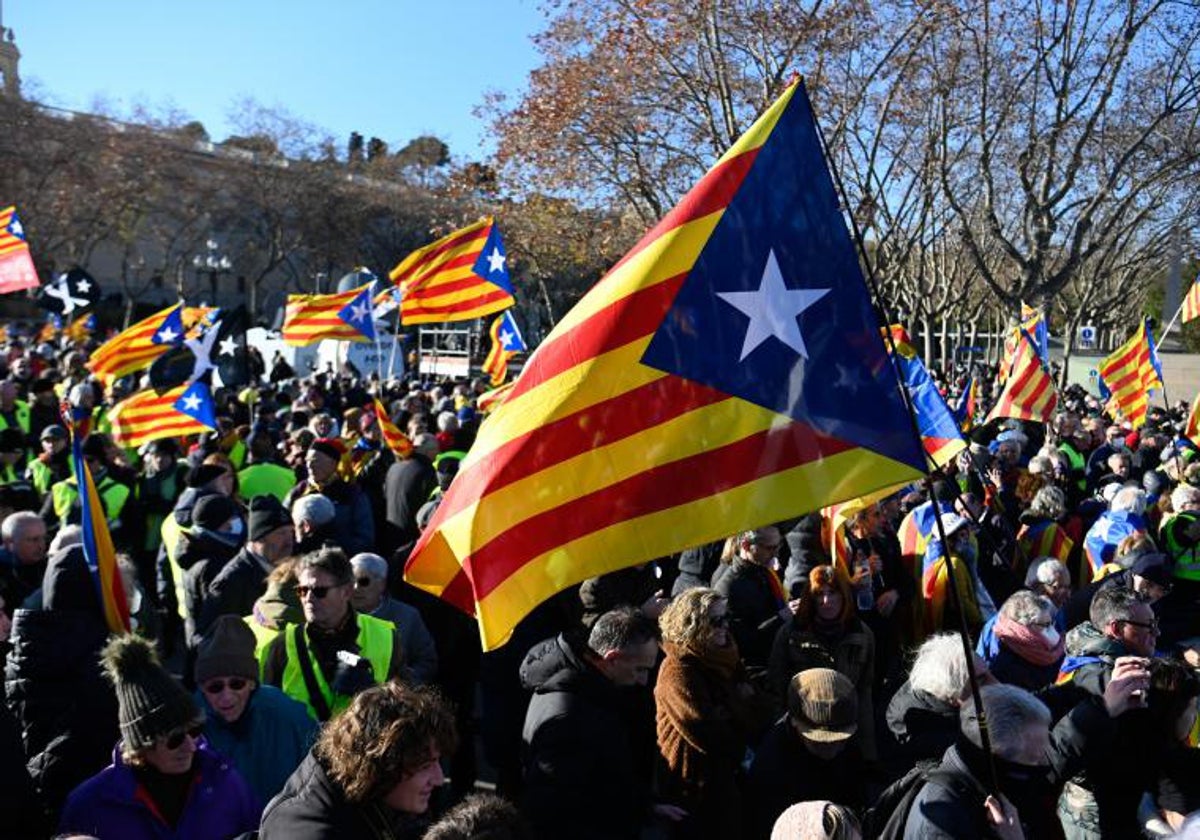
[382,433,438,557]
[713,526,795,669]
[520,608,671,840]
[196,495,294,638]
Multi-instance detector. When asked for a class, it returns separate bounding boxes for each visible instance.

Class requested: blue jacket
[1084,509,1145,573]
[198,684,318,807]
[58,741,260,840]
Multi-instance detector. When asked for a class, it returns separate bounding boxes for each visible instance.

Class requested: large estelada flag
[1099,319,1162,429]
[282,283,376,346]
[108,381,217,448]
[987,329,1058,423]
[0,206,40,293]
[390,218,515,324]
[87,304,197,384]
[404,80,927,649]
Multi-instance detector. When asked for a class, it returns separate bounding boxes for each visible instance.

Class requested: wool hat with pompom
[101,633,202,752]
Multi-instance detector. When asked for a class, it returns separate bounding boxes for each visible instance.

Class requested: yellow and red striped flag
[389,218,515,325]
[64,313,96,344]
[482,311,527,387]
[87,305,202,384]
[987,330,1058,423]
[374,398,413,460]
[1098,320,1162,430]
[282,283,376,346]
[1181,276,1200,324]
[108,383,217,448]
[0,206,40,294]
[1186,391,1200,442]
[403,80,928,649]
[476,382,515,414]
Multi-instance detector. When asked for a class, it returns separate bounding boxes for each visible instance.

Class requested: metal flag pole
[811,81,1000,795]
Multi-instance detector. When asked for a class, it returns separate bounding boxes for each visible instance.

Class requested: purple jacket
[58,740,260,840]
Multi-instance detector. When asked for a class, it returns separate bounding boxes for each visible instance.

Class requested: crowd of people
[0,328,1198,839]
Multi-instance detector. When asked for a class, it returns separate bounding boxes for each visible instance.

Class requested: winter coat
[884,679,959,770]
[4,545,119,818]
[0,699,48,839]
[198,546,272,638]
[520,633,655,840]
[783,513,828,597]
[198,684,318,808]
[284,478,374,557]
[58,741,260,840]
[767,616,877,759]
[260,750,427,840]
[712,558,784,668]
[369,596,439,685]
[383,454,436,555]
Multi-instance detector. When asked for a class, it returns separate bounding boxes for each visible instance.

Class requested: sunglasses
[163,725,204,750]
[1121,618,1160,634]
[295,583,346,599]
[354,577,376,589]
[202,677,249,695]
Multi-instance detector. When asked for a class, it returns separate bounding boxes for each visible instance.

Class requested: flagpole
[812,87,1000,795]
[388,321,401,382]
[1158,297,1187,344]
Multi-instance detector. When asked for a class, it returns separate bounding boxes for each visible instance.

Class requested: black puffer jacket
[260,751,426,840]
[885,679,959,771]
[4,545,119,820]
[520,634,655,840]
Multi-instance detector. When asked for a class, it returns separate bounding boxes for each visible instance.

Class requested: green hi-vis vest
[244,615,280,677]
[1058,442,1086,491]
[281,614,394,721]
[1162,511,1200,581]
[161,514,191,620]
[51,473,130,527]
[0,400,31,435]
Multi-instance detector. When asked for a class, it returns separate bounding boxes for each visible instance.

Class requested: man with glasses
[263,546,404,721]
[713,525,798,669]
[349,552,438,684]
[194,615,316,806]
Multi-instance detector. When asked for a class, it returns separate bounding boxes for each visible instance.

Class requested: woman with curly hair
[260,681,457,839]
[766,565,876,760]
[655,587,770,840]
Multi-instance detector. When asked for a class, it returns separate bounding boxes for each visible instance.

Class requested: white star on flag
[348,300,370,322]
[182,393,202,411]
[486,247,506,274]
[10,220,22,238]
[75,278,91,294]
[156,326,178,344]
[499,329,515,349]
[219,336,238,357]
[716,249,831,361]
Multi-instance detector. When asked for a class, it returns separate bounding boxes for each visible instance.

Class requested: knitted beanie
[101,634,201,752]
[309,437,345,461]
[194,615,259,685]
[248,494,291,541]
[192,494,240,532]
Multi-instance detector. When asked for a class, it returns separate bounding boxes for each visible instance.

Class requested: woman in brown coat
[655,587,767,840]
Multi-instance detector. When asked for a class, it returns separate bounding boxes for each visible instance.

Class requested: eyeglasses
[354,577,376,589]
[162,725,204,750]
[295,583,345,599]
[1120,618,1160,634]
[202,677,249,695]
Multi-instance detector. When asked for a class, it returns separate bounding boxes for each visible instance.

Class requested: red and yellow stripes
[1099,322,1160,429]
[482,314,511,387]
[1185,391,1200,442]
[88,306,207,384]
[1017,520,1074,566]
[1182,279,1200,324]
[282,285,369,346]
[987,330,1057,423]
[404,83,921,649]
[108,385,215,448]
[391,218,512,324]
[0,206,27,256]
[374,398,413,460]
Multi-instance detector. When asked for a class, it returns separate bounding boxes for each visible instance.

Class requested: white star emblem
[156,326,178,344]
[486,247,506,274]
[182,393,202,411]
[499,328,515,349]
[219,336,238,357]
[10,220,23,238]
[348,300,369,322]
[75,278,91,294]
[716,250,831,361]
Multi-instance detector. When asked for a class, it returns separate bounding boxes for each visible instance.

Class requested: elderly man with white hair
[348,552,437,684]
[0,510,48,606]
[291,493,337,555]
[1082,486,1147,580]
[1025,557,1071,611]
[1160,483,1200,575]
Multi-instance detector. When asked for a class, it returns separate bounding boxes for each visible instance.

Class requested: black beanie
[187,463,228,489]
[101,634,201,752]
[193,494,240,532]
[194,615,259,685]
[248,494,291,541]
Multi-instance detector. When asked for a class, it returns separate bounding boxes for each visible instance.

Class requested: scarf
[994,612,1064,667]
[672,638,742,681]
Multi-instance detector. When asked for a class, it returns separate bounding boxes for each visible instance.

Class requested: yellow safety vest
[0,400,31,435]
[244,615,280,677]
[51,473,130,526]
[161,515,190,620]
[281,614,394,721]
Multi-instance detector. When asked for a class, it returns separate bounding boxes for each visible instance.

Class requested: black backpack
[862,761,982,840]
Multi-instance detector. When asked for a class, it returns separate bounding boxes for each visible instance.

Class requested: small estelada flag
[0,206,40,294]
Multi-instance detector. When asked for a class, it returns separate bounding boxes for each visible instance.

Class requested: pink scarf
[995,613,1064,667]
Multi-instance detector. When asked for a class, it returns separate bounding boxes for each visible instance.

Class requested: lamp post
[192,239,232,305]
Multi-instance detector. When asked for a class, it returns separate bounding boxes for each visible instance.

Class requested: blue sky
[5,0,546,160]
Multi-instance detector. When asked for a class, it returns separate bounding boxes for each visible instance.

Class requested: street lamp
[192,239,232,305]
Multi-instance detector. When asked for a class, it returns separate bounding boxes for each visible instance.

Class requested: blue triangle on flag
[173,380,216,428]
[337,285,377,341]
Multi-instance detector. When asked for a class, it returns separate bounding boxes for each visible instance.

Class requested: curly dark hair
[423,793,533,840]
[316,681,458,804]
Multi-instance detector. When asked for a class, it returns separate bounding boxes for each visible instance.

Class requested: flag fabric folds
[1016,519,1074,567]
[886,326,966,469]
[390,218,515,325]
[1098,319,1163,430]
[65,313,96,343]
[1182,275,1200,324]
[87,304,190,384]
[282,283,376,346]
[986,330,1058,424]
[404,80,927,649]
[953,374,979,432]
[63,403,130,634]
[108,382,218,448]
[482,310,527,386]
[0,206,40,293]
[999,305,1048,382]
[374,398,414,460]
[1185,391,1200,443]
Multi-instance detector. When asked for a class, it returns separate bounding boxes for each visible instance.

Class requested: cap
[786,668,858,743]
[248,494,292,541]
[194,615,259,685]
[1131,552,1173,588]
[39,424,68,442]
[192,494,240,532]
